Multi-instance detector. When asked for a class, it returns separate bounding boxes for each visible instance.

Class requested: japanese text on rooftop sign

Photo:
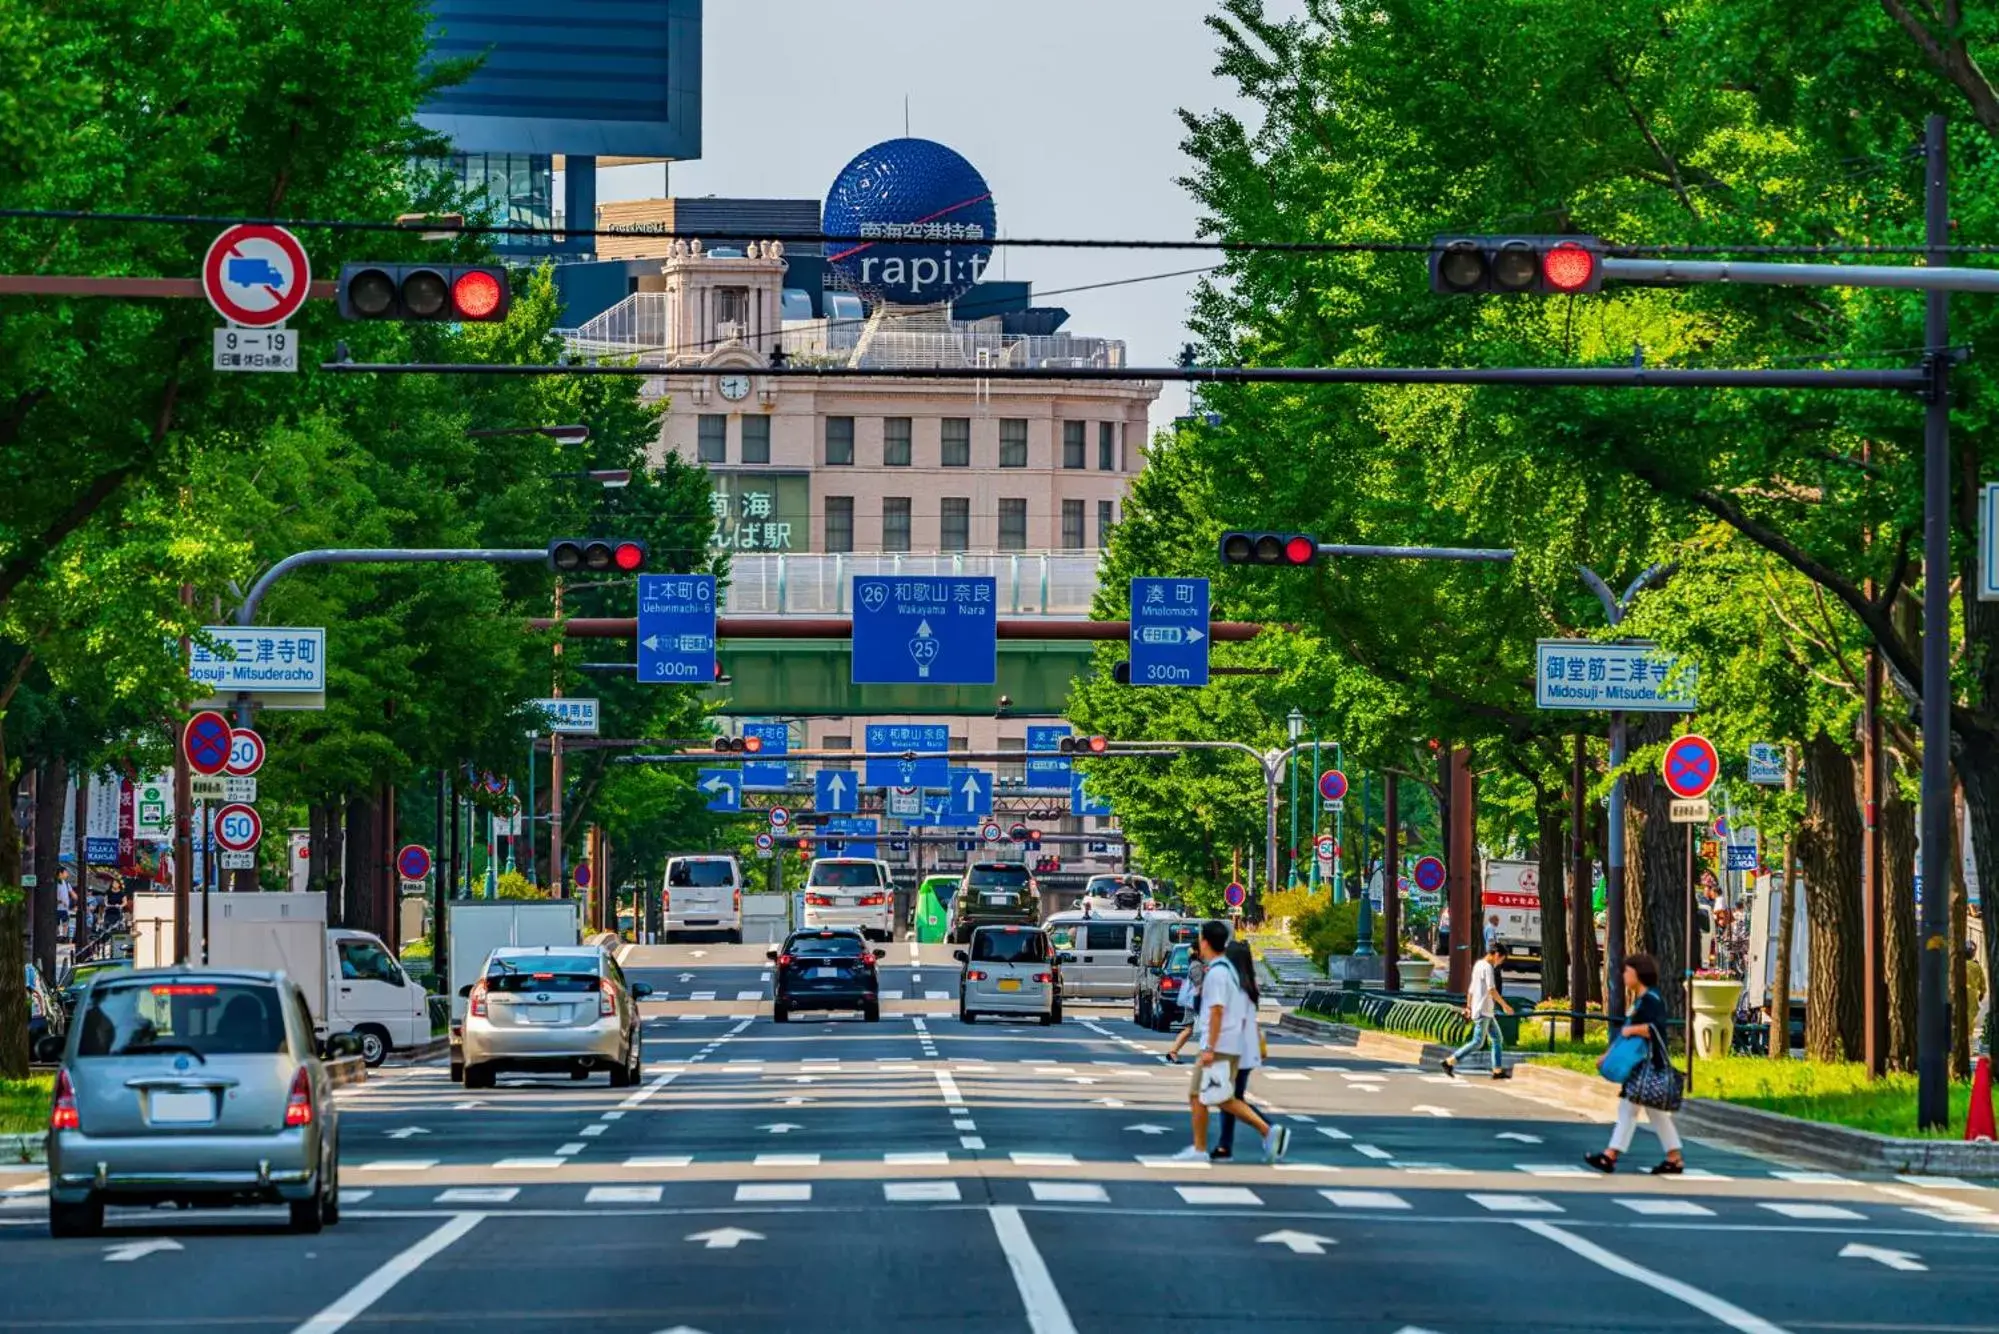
[189,627,326,693]
[1534,640,1698,713]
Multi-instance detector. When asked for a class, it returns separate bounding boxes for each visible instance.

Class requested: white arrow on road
[691,950,707,959]
[1496,1131,1543,1144]
[1258,1230,1336,1255]
[686,1227,764,1250]
[1124,1123,1172,1135]
[678,973,696,982]
[104,1238,182,1262]
[451,1101,487,1111]
[385,1126,432,1140]
[758,1123,804,1134]
[790,1076,821,1084]
[778,1097,813,1106]
[1840,1242,1926,1272]
[1409,1104,1455,1118]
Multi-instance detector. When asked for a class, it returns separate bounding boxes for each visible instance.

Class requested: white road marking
[1516,1163,1594,1177]
[1839,1242,1926,1271]
[1519,1220,1794,1334]
[1771,1170,1850,1185]
[289,1212,483,1334]
[736,991,763,1001]
[988,1204,1079,1334]
[1352,1144,1393,1160]
[687,1226,763,1248]
[436,1187,517,1203]
[961,1136,986,1150]
[624,1155,693,1168]
[735,1183,810,1202]
[556,1142,586,1156]
[1315,1126,1352,1141]
[954,1119,977,1130]
[677,1014,711,1022]
[1409,1104,1454,1118]
[885,1181,961,1202]
[1894,1174,1984,1190]
[357,1160,438,1172]
[1176,1185,1263,1206]
[886,1151,950,1165]
[1263,1072,1308,1082]
[926,990,951,1000]
[1760,1202,1865,1221]
[494,1157,568,1169]
[1617,1198,1714,1217]
[579,1125,607,1137]
[1470,1194,1563,1213]
[880,990,906,1000]
[336,1190,373,1206]
[755,1153,821,1167]
[102,1238,182,1262]
[1319,1189,1409,1210]
[1257,1229,1336,1254]
[935,1070,965,1105]
[1135,1155,1210,1170]
[1030,1181,1107,1203]
[760,972,771,981]
[1496,1131,1544,1143]
[621,1070,680,1110]
[1010,1152,1077,1166]
[586,1185,665,1204]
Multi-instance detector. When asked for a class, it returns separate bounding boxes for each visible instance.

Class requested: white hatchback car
[802,858,895,941]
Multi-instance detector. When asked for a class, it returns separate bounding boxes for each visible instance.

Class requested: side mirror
[1126,953,1140,966]
[631,982,654,999]
[872,949,886,960]
[766,949,779,961]
[458,983,476,998]
[953,950,968,963]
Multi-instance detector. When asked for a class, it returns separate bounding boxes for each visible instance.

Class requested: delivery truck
[128,891,429,1066]
[1481,859,1543,966]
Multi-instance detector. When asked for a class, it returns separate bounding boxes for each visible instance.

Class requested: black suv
[949,861,1040,942]
[770,929,884,1022]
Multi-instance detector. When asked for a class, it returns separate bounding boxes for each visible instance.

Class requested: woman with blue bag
[1584,952,1687,1175]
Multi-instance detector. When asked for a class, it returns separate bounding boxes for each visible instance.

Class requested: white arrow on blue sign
[815,770,857,814]
[638,575,717,684]
[851,576,998,686]
[696,768,742,812]
[1072,772,1112,818]
[1129,577,1210,687]
[950,768,993,815]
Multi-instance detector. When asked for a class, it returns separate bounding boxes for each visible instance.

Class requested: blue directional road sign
[851,576,998,685]
[922,793,982,828]
[948,768,993,818]
[743,722,790,789]
[696,768,742,813]
[1071,771,1112,818]
[1025,724,1072,793]
[815,769,859,814]
[1129,577,1210,687]
[825,817,879,860]
[637,575,717,684]
[864,724,950,790]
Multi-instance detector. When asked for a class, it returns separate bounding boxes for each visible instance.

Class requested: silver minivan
[956,925,1071,1025]
[664,854,743,943]
[48,968,346,1236]
[1044,912,1144,1001]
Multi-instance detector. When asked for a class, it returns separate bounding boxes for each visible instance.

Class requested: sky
[588,0,1306,426]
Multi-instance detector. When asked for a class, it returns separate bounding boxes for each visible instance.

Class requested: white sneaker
[1168,1145,1208,1161]
[1262,1125,1292,1162]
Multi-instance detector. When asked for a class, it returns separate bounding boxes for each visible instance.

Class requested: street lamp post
[1286,709,1305,889]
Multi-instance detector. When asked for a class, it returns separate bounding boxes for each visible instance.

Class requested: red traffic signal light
[547,539,649,574]
[1429,236,1604,295]
[710,735,763,754]
[1057,735,1110,755]
[1219,531,1319,566]
[337,263,513,321]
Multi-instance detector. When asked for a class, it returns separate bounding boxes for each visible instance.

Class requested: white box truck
[1481,859,1544,965]
[444,899,582,1081]
[129,891,430,1066]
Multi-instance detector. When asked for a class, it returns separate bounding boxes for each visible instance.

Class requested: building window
[1000,419,1028,468]
[741,415,770,465]
[444,153,553,251]
[999,735,1026,785]
[883,417,912,467]
[941,417,970,467]
[999,498,1027,551]
[715,286,750,336]
[823,734,852,770]
[1122,423,1138,472]
[826,496,854,553]
[1099,422,1117,471]
[1061,499,1085,550]
[882,497,911,553]
[941,498,970,552]
[697,415,727,463]
[826,416,855,466]
[1097,499,1116,548]
[1063,421,1086,469]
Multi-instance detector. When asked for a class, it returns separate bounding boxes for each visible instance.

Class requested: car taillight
[284,1066,313,1128]
[1161,978,1180,991]
[661,889,671,909]
[734,889,741,913]
[779,953,794,968]
[1033,972,1052,983]
[469,980,488,1018]
[854,953,875,969]
[806,893,831,906]
[50,1069,79,1131]
[967,970,988,982]
[599,978,617,1017]
[859,893,885,906]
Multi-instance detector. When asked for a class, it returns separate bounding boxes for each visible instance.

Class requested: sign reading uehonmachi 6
[851,576,998,686]
[638,574,717,683]
[742,722,791,790]
[1534,640,1697,712]
[1128,577,1210,687]
[190,627,326,696]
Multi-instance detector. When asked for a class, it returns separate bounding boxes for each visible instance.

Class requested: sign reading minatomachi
[1535,640,1698,712]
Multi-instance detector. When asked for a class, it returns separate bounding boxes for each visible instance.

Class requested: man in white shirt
[1443,941,1514,1078]
[1174,921,1290,1162]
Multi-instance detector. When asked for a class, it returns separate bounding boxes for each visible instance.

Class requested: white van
[664,854,745,943]
[1044,911,1143,1001]
[803,858,894,941]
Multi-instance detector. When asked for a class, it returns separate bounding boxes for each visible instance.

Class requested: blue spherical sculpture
[823,138,997,306]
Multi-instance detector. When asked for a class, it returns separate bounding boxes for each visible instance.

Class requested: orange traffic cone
[1967,1055,1996,1143]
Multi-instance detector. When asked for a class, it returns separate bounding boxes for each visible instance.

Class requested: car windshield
[487,954,600,993]
[967,865,1030,890]
[808,862,884,888]
[669,859,735,887]
[971,929,1049,964]
[789,933,867,957]
[76,979,288,1057]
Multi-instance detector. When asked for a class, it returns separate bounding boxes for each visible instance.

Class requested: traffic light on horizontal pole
[1219,531,1319,566]
[546,539,648,573]
[337,263,512,321]
[1429,236,1604,295]
[1058,735,1109,755]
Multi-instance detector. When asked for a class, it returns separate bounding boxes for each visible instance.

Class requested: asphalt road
[3,942,1996,1332]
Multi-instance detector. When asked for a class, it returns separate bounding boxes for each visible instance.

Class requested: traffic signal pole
[1917,116,1953,1128]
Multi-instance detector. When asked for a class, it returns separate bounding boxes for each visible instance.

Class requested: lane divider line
[1517,1219,1794,1334]
[988,1204,1079,1334]
[289,1212,483,1334]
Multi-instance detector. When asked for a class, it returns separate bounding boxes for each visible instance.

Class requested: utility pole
[1569,729,1592,1038]
[172,583,193,965]
[550,580,566,898]
[1382,772,1401,991]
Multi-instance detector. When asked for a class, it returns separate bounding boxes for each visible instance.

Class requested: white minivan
[803,858,895,941]
[663,854,745,943]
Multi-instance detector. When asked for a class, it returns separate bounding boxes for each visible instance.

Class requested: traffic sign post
[1412,856,1446,896]
[1071,772,1112,818]
[214,803,263,854]
[864,724,950,790]
[1317,770,1348,803]
[637,575,718,683]
[205,224,310,373]
[1661,734,1719,800]
[697,768,742,812]
[851,576,998,685]
[815,771,857,814]
[768,806,792,830]
[183,711,234,776]
[225,728,266,776]
[743,722,790,789]
[1747,742,1785,785]
[1224,881,1247,910]
[1025,724,1073,792]
[981,822,1002,844]
[948,768,994,817]
[1129,577,1210,686]
[573,863,593,890]
[395,844,432,882]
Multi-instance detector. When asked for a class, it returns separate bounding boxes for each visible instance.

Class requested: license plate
[998,979,1022,992]
[836,897,858,907]
[985,894,1010,906]
[149,1090,213,1124]
[525,1005,561,1023]
[814,967,841,979]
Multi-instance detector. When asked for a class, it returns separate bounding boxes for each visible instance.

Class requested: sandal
[1583,1151,1618,1174]
[1650,1159,1685,1175]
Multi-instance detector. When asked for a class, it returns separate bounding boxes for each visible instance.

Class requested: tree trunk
[31,757,65,979]
[1880,757,1920,1070]
[1771,748,1799,1059]
[1797,732,1865,1063]
[1949,787,1971,1080]
[0,751,29,1078]
[1535,790,1569,999]
[73,774,89,948]
[1624,712,1686,1021]
[344,795,378,935]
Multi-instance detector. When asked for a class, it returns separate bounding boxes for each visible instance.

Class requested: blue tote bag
[1598,1035,1649,1084]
